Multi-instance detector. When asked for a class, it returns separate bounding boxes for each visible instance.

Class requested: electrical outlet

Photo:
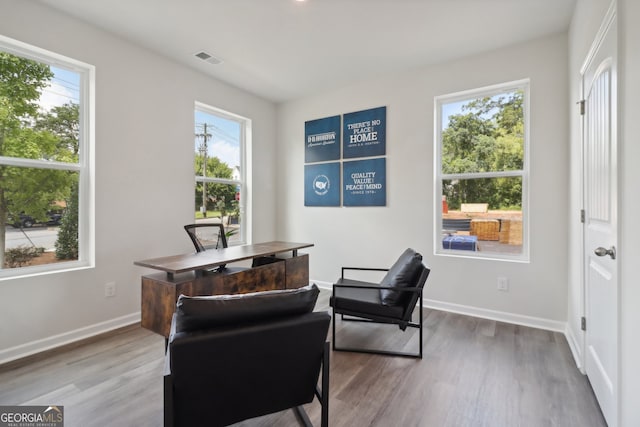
[497,277,509,292]
[105,282,116,297]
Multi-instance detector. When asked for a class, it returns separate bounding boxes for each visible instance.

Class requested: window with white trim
[1,35,94,279]
[194,103,247,246]
[435,80,529,261]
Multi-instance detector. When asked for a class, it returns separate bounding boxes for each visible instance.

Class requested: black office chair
[184,223,228,252]
[330,248,431,358]
[164,284,330,427]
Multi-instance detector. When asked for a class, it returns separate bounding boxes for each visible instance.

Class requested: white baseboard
[312,280,334,290]
[313,279,566,333]
[2,283,575,367]
[565,325,585,373]
[0,312,141,365]
[423,299,566,332]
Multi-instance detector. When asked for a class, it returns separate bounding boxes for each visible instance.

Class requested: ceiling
[37,0,577,103]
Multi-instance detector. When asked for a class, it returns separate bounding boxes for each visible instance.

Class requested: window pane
[194,110,240,180]
[441,90,523,174]
[442,177,522,255]
[1,37,91,277]
[194,103,246,247]
[2,167,79,269]
[194,182,241,246]
[0,52,80,163]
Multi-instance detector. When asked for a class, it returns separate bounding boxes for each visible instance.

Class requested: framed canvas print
[304,162,341,206]
[343,158,386,206]
[343,106,386,159]
[305,115,341,163]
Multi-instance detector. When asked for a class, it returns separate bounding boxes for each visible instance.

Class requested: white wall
[0,0,277,361]
[617,1,640,425]
[277,34,569,327]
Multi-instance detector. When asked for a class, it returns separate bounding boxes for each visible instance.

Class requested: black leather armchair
[330,248,430,358]
[164,284,330,427]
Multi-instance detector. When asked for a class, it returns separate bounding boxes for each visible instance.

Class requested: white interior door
[582,9,618,427]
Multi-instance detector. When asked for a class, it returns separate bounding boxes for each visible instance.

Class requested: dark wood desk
[134,241,313,337]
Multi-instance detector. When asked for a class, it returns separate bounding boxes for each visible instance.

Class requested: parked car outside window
[10,212,62,228]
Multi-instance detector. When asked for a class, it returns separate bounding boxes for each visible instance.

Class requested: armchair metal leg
[293,406,313,427]
[419,290,423,359]
[332,306,423,359]
[295,341,329,427]
[163,375,174,427]
[321,341,329,427]
[332,310,337,353]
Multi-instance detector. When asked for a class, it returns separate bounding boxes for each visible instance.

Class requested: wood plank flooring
[0,290,606,427]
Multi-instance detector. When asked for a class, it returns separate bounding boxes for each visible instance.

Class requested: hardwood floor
[0,290,606,427]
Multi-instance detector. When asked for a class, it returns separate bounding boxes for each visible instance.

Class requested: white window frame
[0,35,95,280]
[194,102,250,246]
[434,79,530,262]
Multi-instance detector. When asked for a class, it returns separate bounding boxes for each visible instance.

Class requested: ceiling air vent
[194,51,223,65]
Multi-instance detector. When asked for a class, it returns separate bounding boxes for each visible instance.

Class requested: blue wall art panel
[304,162,341,206]
[343,157,386,206]
[343,106,386,159]
[305,115,341,163]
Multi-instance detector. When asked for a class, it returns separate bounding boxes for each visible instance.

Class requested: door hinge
[578,99,585,115]
[581,316,586,331]
[580,209,585,223]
